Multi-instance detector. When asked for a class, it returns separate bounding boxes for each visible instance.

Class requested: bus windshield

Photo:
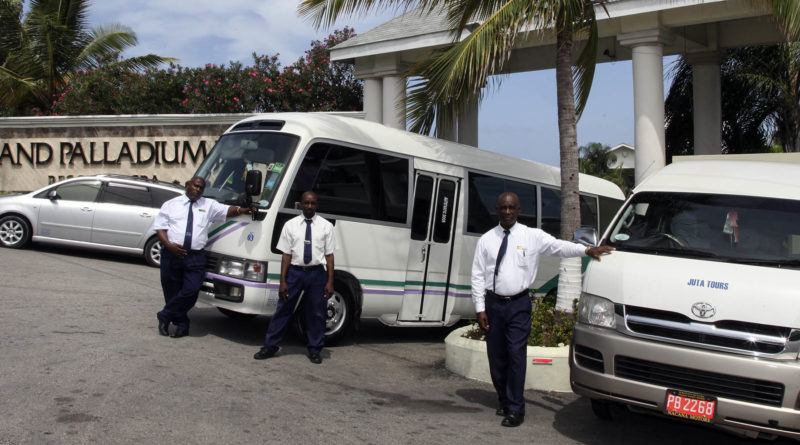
[195,132,299,208]
[606,192,800,268]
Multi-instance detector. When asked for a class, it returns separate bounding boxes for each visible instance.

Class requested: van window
[287,143,409,223]
[467,172,536,234]
[541,187,561,236]
[606,192,800,267]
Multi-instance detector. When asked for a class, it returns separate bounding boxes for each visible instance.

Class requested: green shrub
[460,291,578,347]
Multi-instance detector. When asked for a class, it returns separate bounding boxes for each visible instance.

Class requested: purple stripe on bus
[205,222,249,247]
[205,272,274,289]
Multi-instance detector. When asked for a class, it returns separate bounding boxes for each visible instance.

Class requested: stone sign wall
[0,114,251,193]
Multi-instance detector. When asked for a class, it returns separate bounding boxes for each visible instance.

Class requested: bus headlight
[219,259,266,282]
[578,293,616,328]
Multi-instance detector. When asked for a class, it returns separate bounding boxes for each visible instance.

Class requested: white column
[382,75,406,130]
[688,52,722,155]
[457,101,479,147]
[619,29,674,185]
[363,77,383,124]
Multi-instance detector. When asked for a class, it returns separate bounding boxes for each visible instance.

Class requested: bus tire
[294,281,355,346]
[217,307,258,320]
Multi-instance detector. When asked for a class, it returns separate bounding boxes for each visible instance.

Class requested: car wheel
[294,281,355,346]
[217,307,258,319]
[144,236,163,267]
[0,215,31,249]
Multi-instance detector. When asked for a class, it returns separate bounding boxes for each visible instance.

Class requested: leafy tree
[299,0,605,311]
[579,142,629,194]
[0,0,172,115]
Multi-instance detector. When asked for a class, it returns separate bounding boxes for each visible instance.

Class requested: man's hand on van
[477,311,490,332]
[586,245,614,260]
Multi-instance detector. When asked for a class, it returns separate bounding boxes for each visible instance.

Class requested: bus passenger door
[398,172,460,324]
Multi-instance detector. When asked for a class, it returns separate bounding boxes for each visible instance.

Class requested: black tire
[217,307,258,320]
[590,399,615,421]
[0,215,31,249]
[294,282,355,346]
[144,236,163,267]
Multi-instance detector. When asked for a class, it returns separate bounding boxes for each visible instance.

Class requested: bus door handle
[420,245,427,262]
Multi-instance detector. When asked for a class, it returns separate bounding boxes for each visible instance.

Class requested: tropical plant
[0,0,172,115]
[579,142,629,193]
[299,0,606,312]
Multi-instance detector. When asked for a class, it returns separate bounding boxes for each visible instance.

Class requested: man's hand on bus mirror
[278,282,289,302]
[323,281,334,300]
[476,311,490,332]
[586,245,615,260]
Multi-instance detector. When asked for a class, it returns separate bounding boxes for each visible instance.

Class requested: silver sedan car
[0,174,183,267]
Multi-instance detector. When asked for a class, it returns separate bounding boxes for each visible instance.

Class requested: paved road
[0,245,790,444]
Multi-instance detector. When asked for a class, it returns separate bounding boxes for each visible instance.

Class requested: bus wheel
[294,285,354,346]
[217,307,257,320]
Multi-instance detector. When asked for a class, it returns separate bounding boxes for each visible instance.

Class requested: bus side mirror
[573,227,598,246]
[245,170,262,197]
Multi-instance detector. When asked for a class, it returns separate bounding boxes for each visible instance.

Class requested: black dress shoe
[157,317,169,336]
[253,346,280,360]
[501,411,524,427]
[170,328,189,338]
[308,353,322,364]
[496,407,508,417]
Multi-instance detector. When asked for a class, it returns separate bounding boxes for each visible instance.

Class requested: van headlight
[578,293,616,328]
[219,259,266,282]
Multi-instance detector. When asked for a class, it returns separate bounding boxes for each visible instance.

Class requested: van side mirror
[573,227,598,246]
[244,170,263,197]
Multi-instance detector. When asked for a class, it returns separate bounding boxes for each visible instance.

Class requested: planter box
[444,325,571,392]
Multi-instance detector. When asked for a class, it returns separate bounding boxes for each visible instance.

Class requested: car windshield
[194,132,299,208]
[606,192,800,268]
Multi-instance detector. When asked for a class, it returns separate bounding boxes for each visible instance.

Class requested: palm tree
[299,0,605,311]
[0,0,173,114]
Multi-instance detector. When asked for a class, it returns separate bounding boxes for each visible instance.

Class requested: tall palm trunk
[555,26,582,312]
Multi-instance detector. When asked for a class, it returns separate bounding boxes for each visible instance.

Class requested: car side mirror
[245,170,263,197]
[47,190,59,200]
[573,226,598,246]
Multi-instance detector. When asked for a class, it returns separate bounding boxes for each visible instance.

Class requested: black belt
[486,289,529,302]
[290,264,324,272]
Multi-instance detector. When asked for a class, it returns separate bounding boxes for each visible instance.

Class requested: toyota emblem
[691,302,716,319]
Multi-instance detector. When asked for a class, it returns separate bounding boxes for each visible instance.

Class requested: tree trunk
[555,27,582,312]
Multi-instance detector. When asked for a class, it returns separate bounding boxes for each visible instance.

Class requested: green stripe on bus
[209,221,237,237]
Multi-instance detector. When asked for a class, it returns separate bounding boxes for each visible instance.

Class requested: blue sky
[86,1,674,167]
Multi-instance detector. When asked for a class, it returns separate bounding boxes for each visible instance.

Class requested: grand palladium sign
[0,114,249,193]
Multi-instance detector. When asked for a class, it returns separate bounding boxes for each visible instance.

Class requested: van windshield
[606,192,800,267]
[194,132,299,208]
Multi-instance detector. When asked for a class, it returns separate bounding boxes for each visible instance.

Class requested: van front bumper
[570,323,800,439]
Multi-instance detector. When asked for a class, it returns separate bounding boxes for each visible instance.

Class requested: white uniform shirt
[277,214,337,266]
[153,194,229,250]
[471,222,587,312]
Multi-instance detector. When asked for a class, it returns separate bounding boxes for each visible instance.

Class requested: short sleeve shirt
[276,214,337,266]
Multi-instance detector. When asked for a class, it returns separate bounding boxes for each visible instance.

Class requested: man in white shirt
[471,192,612,427]
[253,191,336,364]
[155,176,251,338]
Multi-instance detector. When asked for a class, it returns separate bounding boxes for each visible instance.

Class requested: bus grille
[624,306,791,355]
[205,254,219,272]
[615,355,784,407]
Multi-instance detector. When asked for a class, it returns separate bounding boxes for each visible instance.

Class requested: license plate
[664,390,716,423]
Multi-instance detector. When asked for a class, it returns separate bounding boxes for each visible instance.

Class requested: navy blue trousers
[158,249,205,331]
[485,294,532,415]
[263,266,327,354]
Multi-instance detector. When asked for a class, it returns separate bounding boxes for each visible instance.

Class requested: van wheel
[144,236,163,267]
[217,307,257,320]
[0,215,31,249]
[590,399,615,421]
[294,283,355,345]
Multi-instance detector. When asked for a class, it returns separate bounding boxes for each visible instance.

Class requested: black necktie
[303,219,312,264]
[183,201,194,250]
[494,229,510,290]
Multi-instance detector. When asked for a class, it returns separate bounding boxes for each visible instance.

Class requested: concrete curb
[444,325,571,392]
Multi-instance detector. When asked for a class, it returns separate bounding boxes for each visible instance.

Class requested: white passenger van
[571,155,800,440]
[193,113,624,343]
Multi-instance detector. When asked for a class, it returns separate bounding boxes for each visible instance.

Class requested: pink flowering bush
[46,28,362,115]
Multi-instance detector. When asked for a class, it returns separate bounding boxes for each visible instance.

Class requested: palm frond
[298,0,439,29]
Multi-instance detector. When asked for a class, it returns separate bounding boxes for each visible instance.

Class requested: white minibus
[193,113,624,343]
[571,156,800,440]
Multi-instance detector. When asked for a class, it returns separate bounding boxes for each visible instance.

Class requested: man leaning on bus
[253,191,336,364]
[471,192,613,427]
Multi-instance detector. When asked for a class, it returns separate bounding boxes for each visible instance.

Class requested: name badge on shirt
[198,209,207,212]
